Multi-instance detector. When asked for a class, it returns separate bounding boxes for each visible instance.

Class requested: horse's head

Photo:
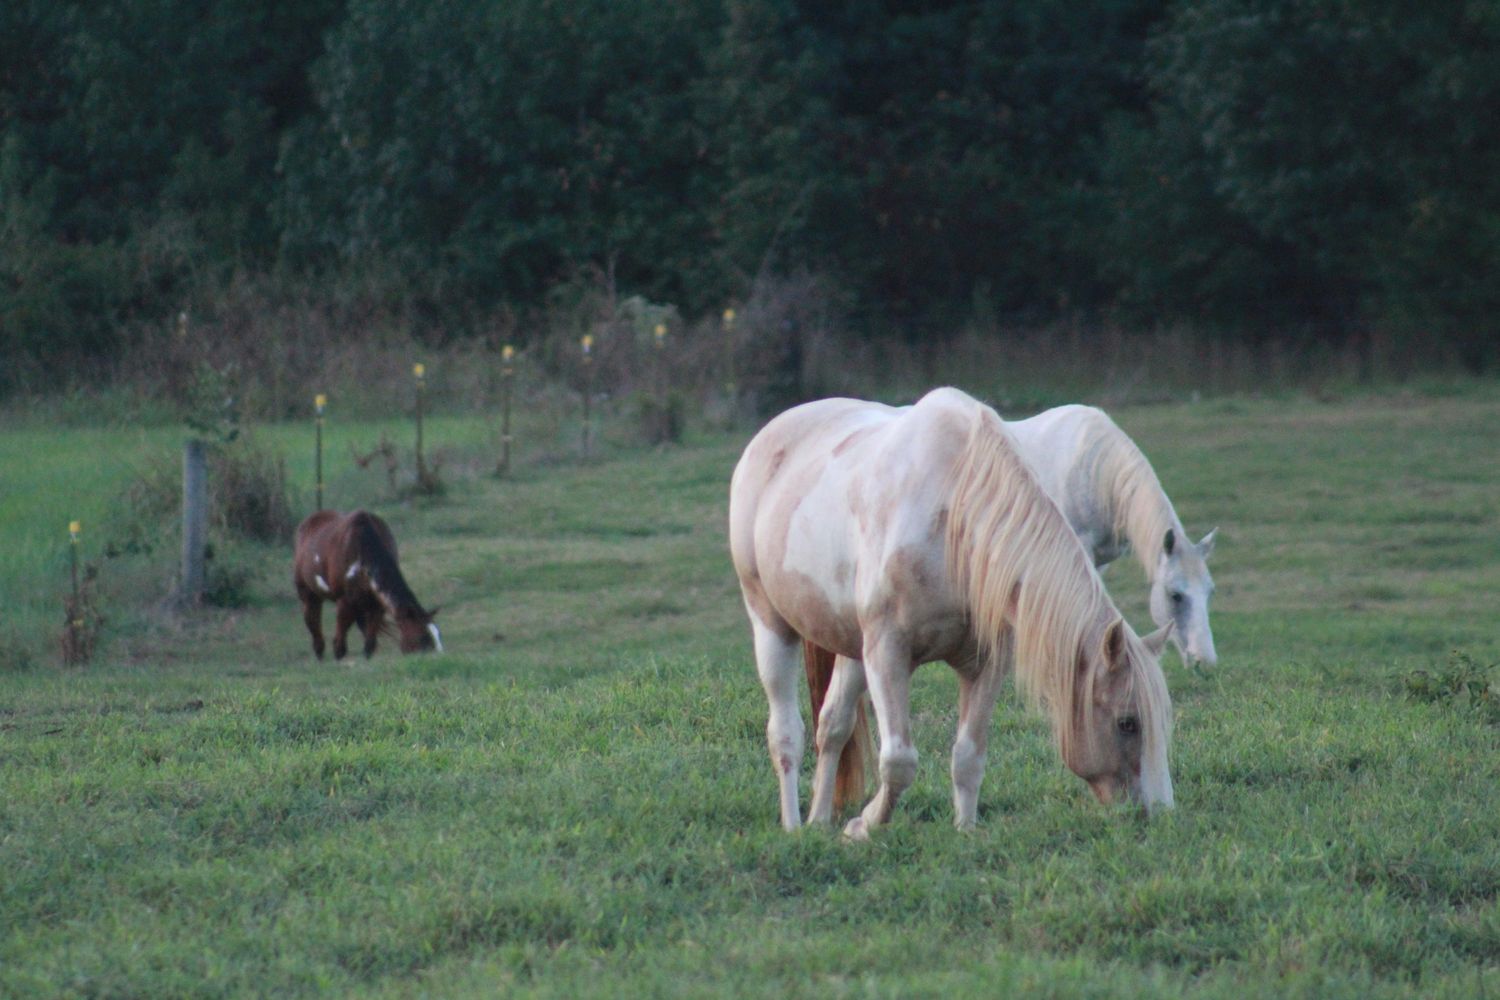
[1066,618,1174,815]
[1149,527,1217,668]
[396,607,443,654]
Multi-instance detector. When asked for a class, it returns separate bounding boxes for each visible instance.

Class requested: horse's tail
[803,639,871,813]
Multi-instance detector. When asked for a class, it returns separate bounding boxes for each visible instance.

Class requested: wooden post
[69,520,81,615]
[653,322,668,443]
[314,393,326,510]
[180,439,207,607]
[413,363,428,485]
[722,307,738,423]
[497,345,515,476]
[63,519,86,666]
[580,334,594,458]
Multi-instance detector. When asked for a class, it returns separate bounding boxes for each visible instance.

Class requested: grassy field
[2,382,1499,997]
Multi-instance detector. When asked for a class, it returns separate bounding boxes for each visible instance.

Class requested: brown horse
[293,510,442,659]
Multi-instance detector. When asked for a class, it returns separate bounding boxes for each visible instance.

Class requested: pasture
[2,383,1499,997]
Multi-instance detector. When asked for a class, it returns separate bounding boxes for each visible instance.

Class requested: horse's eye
[1117,715,1139,737]
[1170,591,1184,605]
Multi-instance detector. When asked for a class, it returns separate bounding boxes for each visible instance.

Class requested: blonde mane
[1076,410,1180,574]
[944,404,1171,766]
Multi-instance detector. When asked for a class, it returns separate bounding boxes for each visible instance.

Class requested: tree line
[4,0,1497,391]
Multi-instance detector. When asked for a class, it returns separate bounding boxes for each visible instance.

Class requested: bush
[1403,651,1499,725]
[108,436,294,558]
[212,439,294,545]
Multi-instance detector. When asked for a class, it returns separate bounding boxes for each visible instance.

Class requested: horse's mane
[944,403,1171,765]
[345,512,425,619]
[1074,409,1180,575]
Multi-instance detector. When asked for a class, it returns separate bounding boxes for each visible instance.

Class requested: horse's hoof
[842,816,870,841]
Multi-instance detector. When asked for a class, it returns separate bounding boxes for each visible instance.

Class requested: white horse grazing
[729,388,1175,836]
[1008,405,1218,668]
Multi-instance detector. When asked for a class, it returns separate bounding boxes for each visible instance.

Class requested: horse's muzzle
[1091,774,1173,816]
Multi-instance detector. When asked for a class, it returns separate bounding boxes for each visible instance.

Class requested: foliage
[4,1,1500,391]
[1403,651,1500,725]
[58,562,103,666]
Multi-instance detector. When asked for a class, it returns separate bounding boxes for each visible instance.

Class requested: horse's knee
[766,712,804,753]
[879,745,918,792]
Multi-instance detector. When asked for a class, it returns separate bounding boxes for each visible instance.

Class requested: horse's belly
[758,553,863,658]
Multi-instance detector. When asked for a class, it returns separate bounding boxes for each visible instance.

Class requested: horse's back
[294,509,397,584]
[295,509,341,546]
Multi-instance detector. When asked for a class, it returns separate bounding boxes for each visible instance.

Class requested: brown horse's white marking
[729,388,1174,837]
[293,510,441,659]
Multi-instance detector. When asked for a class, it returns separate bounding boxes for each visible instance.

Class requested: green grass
[3,383,1500,997]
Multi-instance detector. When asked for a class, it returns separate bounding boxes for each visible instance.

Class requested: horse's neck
[1081,427,1179,578]
[345,527,411,610]
[1109,457,1180,580]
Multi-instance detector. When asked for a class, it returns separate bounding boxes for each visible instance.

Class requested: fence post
[180,438,207,608]
[722,307,738,423]
[413,363,428,485]
[653,322,669,443]
[580,334,594,458]
[497,345,515,476]
[69,519,81,611]
[314,393,326,510]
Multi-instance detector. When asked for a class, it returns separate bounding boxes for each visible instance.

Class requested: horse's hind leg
[808,655,867,825]
[844,634,916,841]
[751,616,805,831]
[950,636,1011,830]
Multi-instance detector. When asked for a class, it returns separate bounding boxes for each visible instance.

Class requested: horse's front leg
[362,607,384,658]
[844,634,916,841]
[808,654,867,825]
[332,600,356,660]
[298,586,326,660]
[751,616,805,830]
[950,635,1011,830]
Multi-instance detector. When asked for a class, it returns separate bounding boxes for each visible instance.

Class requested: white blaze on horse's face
[1073,621,1174,815]
[1149,528,1218,668]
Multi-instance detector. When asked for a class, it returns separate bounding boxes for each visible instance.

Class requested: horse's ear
[1163,528,1176,556]
[1197,528,1217,560]
[1104,618,1125,665]
[1142,621,1174,657]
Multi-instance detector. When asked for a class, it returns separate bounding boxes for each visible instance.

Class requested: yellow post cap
[502,345,515,362]
[582,334,594,353]
[69,520,81,538]
[413,362,426,378]
[723,308,736,324]
[315,393,327,410]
